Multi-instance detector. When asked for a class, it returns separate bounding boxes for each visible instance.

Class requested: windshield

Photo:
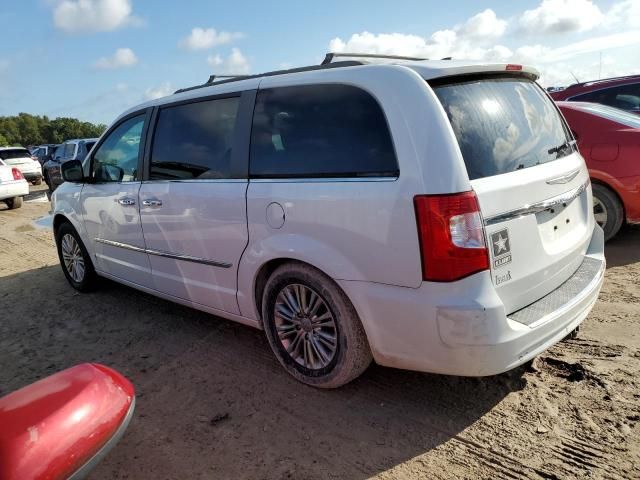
[432,76,573,180]
[0,149,31,160]
[577,102,640,129]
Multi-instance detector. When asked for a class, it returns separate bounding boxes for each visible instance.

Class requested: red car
[0,364,134,480]
[550,75,640,115]
[557,101,640,240]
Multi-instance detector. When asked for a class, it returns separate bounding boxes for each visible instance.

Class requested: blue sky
[1,0,638,124]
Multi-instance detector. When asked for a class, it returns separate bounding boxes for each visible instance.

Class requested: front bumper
[338,224,605,376]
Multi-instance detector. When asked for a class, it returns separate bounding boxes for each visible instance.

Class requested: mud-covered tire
[55,222,98,292]
[5,196,23,209]
[261,262,372,388]
[592,183,623,242]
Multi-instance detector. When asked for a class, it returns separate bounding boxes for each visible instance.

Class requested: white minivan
[52,56,605,388]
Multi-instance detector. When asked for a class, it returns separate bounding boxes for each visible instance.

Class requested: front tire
[55,222,98,292]
[592,183,623,241]
[262,262,372,388]
[5,196,23,209]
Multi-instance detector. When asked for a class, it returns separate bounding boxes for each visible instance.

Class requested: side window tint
[92,115,145,183]
[150,97,240,180]
[63,143,75,159]
[574,83,640,111]
[250,84,398,178]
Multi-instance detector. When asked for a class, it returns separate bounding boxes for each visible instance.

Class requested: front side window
[433,77,573,180]
[92,115,145,183]
[573,83,640,112]
[150,97,240,180]
[250,84,398,178]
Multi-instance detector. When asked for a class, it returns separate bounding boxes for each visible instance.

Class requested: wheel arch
[252,257,343,322]
[53,213,70,235]
[591,177,626,222]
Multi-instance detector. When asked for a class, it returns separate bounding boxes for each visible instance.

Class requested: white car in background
[0,159,29,209]
[0,147,43,185]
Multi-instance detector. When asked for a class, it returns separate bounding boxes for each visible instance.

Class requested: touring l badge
[491,228,512,269]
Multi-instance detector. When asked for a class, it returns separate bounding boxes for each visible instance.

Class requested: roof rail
[174,60,364,94]
[568,73,640,89]
[321,52,427,65]
[206,74,251,83]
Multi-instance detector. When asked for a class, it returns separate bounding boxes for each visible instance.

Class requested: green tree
[0,114,106,146]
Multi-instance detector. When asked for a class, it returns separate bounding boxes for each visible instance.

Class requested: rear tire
[592,183,623,242]
[5,196,23,209]
[261,262,372,388]
[55,222,98,292]
[34,177,42,185]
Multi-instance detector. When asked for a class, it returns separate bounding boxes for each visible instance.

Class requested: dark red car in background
[551,75,640,115]
[557,101,640,240]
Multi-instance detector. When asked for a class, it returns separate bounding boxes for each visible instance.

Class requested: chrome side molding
[94,238,232,268]
[484,178,590,226]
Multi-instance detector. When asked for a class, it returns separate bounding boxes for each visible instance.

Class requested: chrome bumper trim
[484,178,590,226]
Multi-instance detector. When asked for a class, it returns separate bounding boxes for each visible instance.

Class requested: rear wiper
[547,141,572,158]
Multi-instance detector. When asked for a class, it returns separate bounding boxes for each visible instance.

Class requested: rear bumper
[0,180,29,200]
[23,172,42,181]
[338,224,605,376]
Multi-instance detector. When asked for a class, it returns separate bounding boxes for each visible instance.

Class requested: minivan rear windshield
[0,149,31,160]
[432,76,573,180]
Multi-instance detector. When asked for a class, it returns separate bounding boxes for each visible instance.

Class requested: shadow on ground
[0,265,528,479]
[604,224,640,269]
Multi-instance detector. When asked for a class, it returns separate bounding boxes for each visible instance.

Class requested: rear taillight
[414,191,489,282]
[11,168,24,180]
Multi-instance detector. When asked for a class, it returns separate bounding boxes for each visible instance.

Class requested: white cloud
[605,0,640,28]
[93,48,138,69]
[519,0,603,34]
[144,82,174,100]
[207,48,250,75]
[329,30,513,62]
[328,8,512,62]
[458,9,507,40]
[514,31,640,64]
[52,0,141,33]
[180,27,244,50]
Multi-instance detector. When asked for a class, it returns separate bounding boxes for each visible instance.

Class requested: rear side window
[0,149,31,160]
[433,77,572,180]
[63,143,76,159]
[250,84,398,178]
[150,97,240,180]
[571,82,640,112]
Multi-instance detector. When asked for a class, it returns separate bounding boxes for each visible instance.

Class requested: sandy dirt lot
[1,187,639,479]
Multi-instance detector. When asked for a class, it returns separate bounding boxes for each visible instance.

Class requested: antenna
[569,71,580,84]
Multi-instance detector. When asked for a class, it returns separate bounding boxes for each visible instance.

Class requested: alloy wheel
[274,284,338,370]
[61,233,85,283]
[593,196,608,228]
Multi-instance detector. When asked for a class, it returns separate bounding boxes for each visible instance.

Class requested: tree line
[0,113,107,147]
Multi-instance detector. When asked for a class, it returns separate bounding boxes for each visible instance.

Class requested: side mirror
[61,159,84,183]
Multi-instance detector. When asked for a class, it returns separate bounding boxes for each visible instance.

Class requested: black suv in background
[31,144,59,166]
[44,138,97,191]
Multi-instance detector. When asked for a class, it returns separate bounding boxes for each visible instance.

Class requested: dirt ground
[1,186,639,479]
